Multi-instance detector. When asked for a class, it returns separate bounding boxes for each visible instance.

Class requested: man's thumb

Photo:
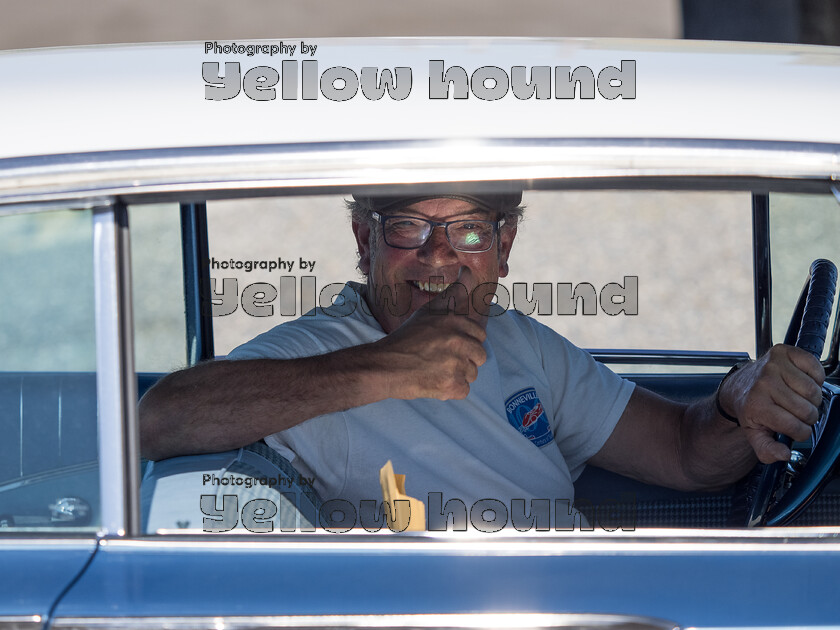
[427,269,471,315]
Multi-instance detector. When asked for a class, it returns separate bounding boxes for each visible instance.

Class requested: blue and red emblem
[504,387,553,447]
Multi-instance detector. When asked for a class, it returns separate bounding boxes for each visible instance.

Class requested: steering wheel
[743,259,840,526]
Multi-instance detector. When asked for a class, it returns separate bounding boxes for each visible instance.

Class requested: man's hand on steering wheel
[719,344,825,464]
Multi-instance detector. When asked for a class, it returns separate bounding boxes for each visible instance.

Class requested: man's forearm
[677,398,756,491]
[140,303,488,461]
[590,386,756,492]
[139,346,389,461]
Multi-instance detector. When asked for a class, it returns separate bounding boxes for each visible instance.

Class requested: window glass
[508,191,754,358]
[0,208,99,532]
[770,192,840,360]
[207,196,359,356]
[207,191,754,362]
[0,209,95,371]
[129,203,187,373]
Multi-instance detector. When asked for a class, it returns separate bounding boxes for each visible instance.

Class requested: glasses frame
[371,211,506,253]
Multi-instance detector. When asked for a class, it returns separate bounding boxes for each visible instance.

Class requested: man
[140,191,824,528]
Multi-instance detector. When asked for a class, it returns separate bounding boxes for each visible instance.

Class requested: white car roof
[2,37,840,160]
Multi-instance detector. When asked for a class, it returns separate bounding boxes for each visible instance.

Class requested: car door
[40,181,840,630]
[0,202,105,628]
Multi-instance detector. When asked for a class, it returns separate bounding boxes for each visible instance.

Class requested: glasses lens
[448,220,495,252]
[383,217,431,248]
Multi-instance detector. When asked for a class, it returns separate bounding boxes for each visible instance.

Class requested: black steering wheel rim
[744,258,837,527]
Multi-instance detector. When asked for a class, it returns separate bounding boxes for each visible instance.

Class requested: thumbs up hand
[369,267,489,401]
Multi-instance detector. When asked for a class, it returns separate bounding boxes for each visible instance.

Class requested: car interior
[3,184,840,534]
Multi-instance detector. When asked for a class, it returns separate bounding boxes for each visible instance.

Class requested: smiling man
[348,193,521,333]
[140,191,825,529]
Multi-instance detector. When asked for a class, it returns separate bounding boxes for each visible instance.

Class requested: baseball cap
[352,191,522,214]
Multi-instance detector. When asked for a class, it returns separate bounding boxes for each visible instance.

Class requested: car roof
[2,37,840,161]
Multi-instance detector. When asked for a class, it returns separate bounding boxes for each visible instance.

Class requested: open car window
[127,186,840,536]
[7,187,838,538]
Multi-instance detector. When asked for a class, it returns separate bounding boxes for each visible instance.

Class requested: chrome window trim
[44,621,840,630]
[93,203,140,537]
[50,613,679,630]
[0,139,837,207]
[0,539,98,548]
[0,616,42,630]
[0,197,116,218]
[101,527,840,551]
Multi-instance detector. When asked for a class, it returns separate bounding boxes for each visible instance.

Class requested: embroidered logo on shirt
[504,387,553,447]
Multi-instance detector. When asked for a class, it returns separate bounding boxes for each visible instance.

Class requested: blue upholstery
[0,371,323,531]
[0,372,160,485]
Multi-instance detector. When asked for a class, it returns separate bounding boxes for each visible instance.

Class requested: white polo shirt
[228,282,634,530]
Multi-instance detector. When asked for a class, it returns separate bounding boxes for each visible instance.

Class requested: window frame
[92,201,141,537]
[2,138,840,542]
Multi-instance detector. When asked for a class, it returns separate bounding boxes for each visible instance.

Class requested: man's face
[352,197,517,333]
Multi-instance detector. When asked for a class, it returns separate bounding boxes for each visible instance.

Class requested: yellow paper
[379,460,426,531]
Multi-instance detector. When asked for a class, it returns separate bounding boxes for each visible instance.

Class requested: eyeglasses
[372,212,505,253]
